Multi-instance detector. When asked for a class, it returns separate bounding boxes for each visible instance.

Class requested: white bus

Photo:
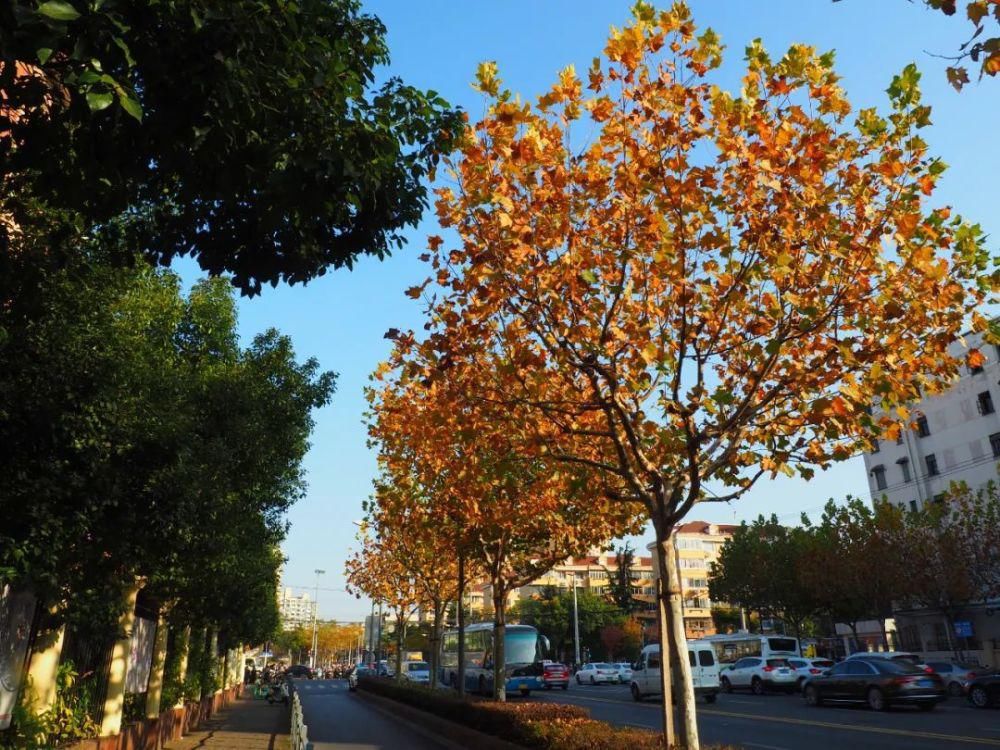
[440,623,548,696]
[702,633,801,665]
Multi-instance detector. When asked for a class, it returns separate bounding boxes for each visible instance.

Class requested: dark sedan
[968,674,1000,708]
[286,664,314,679]
[803,656,946,711]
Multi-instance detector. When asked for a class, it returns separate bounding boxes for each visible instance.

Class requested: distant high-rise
[279,588,317,631]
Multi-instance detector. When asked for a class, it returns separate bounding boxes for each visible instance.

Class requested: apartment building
[278,588,317,630]
[861,329,1000,664]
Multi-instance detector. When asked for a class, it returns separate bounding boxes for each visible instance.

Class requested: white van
[630,641,720,703]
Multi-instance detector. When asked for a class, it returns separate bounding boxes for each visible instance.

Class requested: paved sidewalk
[163,694,291,750]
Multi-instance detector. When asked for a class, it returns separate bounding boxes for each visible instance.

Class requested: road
[294,678,446,749]
[528,682,1000,749]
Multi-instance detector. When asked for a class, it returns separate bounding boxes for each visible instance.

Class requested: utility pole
[376,602,384,667]
[572,572,581,669]
[311,569,325,669]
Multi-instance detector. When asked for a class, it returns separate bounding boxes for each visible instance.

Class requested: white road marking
[744,743,791,750]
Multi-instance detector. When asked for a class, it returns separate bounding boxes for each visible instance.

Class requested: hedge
[356,677,737,749]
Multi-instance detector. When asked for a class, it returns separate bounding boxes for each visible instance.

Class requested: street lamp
[572,572,581,669]
[311,569,325,669]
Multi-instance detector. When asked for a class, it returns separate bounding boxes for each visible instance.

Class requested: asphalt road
[529,682,1000,750]
[295,678,446,750]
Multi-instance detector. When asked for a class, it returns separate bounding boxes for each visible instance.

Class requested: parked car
[354,665,374,678]
[803,656,946,711]
[630,641,720,704]
[968,674,1000,708]
[925,661,989,697]
[400,660,431,684]
[786,657,836,691]
[720,657,797,694]
[612,662,634,684]
[575,662,617,685]
[542,662,570,690]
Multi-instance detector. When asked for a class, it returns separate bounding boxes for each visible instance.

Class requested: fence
[290,689,312,750]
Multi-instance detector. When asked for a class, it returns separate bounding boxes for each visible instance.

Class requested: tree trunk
[655,575,675,746]
[395,615,404,681]
[458,551,466,697]
[848,622,860,654]
[665,533,700,750]
[878,617,890,651]
[493,587,506,702]
[430,598,443,689]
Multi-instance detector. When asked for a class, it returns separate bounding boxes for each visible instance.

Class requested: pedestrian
[249,664,258,685]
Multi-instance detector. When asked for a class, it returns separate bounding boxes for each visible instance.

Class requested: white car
[575,662,617,685]
[786,657,835,691]
[612,662,633,684]
[720,656,798,694]
[400,660,430,684]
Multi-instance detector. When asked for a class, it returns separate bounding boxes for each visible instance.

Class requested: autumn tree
[418,3,994,745]
[906,0,999,89]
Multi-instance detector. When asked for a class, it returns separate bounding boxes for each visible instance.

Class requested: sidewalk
[163,693,291,750]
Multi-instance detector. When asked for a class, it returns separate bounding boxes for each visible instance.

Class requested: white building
[279,588,317,631]
[863,333,1000,512]
[862,329,1000,666]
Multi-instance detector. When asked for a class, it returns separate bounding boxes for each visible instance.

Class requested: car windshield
[767,659,790,667]
[812,660,834,667]
[594,663,613,669]
[889,654,919,664]
[407,663,429,671]
[617,663,630,669]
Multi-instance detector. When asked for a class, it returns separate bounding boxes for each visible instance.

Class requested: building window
[917,415,930,437]
[925,453,939,477]
[990,432,1000,458]
[871,439,880,454]
[933,493,946,504]
[872,465,887,491]
[897,458,911,483]
[909,500,918,512]
[977,391,995,415]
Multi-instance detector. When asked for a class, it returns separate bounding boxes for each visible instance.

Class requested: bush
[356,677,739,750]
[357,677,587,744]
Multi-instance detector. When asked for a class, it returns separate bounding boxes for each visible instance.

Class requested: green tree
[1,0,462,294]
[605,543,637,615]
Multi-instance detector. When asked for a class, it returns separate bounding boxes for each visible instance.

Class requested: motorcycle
[266,678,290,705]
[348,669,358,692]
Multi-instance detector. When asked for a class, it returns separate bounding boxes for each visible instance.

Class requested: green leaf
[86,91,114,111]
[712,389,735,406]
[37,1,81,21]
[580,269,597,284]
[37,47,53,64]
[118,91,143,121]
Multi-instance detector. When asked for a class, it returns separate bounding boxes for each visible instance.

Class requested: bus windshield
[768,638,798,653]
[506,630,541,664]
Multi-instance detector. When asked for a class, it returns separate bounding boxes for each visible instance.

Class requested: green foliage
[1,0,463,294]
[0,663,98,749]
[510,586,623,662]
[604,543,637,614]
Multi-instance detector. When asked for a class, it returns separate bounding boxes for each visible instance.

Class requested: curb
[355,688,524,750]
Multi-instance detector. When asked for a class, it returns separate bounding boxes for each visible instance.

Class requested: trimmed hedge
[356,677,737,750]
[357,677,586,744]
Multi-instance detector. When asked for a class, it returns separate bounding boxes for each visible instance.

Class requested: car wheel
[704,693,717,704]
[804,685,821,707]
[449,673,458,690]
[917,702,935,712]
[720,677,732,694]
[867,687,887,712]
[478,676,487,696]
[797,676,805,693]
[631,683,643,702]
[751,677,765,696]
[948,681,964,698]
[970,685,991,708]
[591,676,596,685]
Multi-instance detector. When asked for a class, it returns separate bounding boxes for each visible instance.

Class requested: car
[400,660,431,684]
[968,674,1000,708]
[354,665,374,678]
[803,656,946,711]
[845,651,931,671]
[786,657,835,691]
[925,660,990,697]
[376,660,394,677]
[612,662,634,684]
[630,641,720,704]
[720,656,798,694]
[542,662,570,690]
[286,664,313,679]
[575,662,617,685]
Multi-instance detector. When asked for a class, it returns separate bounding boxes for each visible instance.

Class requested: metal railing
[290,689,312,750]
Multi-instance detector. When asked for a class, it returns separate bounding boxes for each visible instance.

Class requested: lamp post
[311,569,325,669]
[572,572,581,669]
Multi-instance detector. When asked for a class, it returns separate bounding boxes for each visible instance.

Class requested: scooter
[266,679,290,705]
[348,670,358,692]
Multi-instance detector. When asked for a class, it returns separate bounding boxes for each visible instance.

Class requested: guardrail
[290,689,312,750]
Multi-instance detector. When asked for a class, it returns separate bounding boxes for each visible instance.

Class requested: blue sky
[180,1,999,621]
